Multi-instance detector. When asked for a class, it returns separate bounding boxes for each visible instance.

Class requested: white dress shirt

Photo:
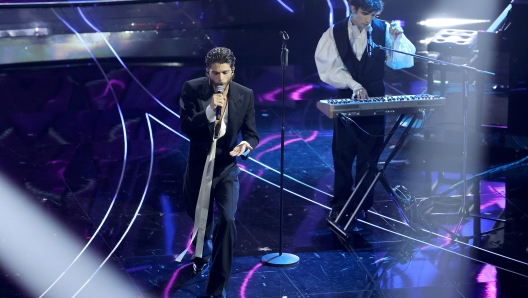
[315,17,416,92]
[206,102,229,124]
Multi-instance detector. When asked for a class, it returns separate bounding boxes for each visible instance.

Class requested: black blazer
[179,77,260,175]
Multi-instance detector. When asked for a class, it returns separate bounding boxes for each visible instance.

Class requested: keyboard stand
[327,113,421,241]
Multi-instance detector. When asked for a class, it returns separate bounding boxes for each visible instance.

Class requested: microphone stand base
[261,252,299,267]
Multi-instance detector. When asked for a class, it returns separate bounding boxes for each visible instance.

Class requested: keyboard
[316,94,446,118]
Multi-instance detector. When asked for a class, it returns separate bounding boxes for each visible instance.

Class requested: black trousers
[331,114,385,213]
[183,163,240,297]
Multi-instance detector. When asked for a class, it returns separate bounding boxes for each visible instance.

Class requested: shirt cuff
[349,82,363,92]
[205,105,216,122]
[239,141,250,147]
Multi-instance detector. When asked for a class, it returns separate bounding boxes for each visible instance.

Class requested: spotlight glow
[0,173,138,297]
[418,18,490,27]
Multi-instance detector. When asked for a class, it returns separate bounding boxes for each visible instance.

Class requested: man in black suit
[179,47,259,298]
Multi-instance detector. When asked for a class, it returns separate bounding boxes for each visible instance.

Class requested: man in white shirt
[314,0,416,221]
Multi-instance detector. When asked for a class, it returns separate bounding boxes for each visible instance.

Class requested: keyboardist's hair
[348,0,384,14]
[205,47,236,68]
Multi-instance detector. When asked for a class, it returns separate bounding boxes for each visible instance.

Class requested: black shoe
[192,259,209,275]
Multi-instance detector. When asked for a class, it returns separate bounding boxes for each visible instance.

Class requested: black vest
[333,17,386,98]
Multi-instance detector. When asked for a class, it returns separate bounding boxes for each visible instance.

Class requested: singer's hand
[354,88,369,100]
[389,21,404,40]
[210,93,225,110]
[230,141,253,157]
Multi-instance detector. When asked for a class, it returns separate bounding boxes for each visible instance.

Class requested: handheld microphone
[215,85,224,120]
[367,25,373,57]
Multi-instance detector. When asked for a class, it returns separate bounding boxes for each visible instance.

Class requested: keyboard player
[314,0,415,221]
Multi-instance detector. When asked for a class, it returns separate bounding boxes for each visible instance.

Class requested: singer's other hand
[210,93,225,110]
[353,87,369,100]
[389,21,404,40]
[230,141,253,157]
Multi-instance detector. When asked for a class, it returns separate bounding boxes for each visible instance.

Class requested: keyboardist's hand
[354,87,369,100]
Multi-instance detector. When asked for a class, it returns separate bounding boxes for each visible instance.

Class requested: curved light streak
[290,84,313,100]
[343,0,350,17]
[254,132,319,161]
[240,262,262,298]
[276,0,294,13]
[71,113,156,297]
[254,136,304,160]
[261,84,301,102]
[92,79,125,101]
[40,8,129,297]
[304,130,318,142]
[163,263,192,298]
[260,83,316,101]
[77,7,180,119]
[326,0,334,26]
[250,130,332,198]
[254,131,317,161]
[256,134,281,147]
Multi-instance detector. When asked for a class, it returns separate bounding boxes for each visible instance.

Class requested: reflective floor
[0,54,527,298]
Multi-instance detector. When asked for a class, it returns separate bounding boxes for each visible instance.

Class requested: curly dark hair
[205,47,236,68]
[348,0,384,14]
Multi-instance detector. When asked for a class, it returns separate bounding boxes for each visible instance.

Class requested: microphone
[215,85,224,120]
[367,25,373,57]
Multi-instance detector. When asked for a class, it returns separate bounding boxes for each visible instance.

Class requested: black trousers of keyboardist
[331,90,385,215]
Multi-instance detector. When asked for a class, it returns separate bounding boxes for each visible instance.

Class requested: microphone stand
[261,31,300,267]
[371,40,504,243]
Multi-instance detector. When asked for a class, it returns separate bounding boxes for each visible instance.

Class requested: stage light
[0,174,138,297]
[418,18,490,27]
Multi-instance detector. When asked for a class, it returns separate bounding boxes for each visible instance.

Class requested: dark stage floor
[1,1,528,297]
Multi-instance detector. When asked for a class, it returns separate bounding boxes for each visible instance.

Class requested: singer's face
[350,6,378,31]
[207,63,234,90]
